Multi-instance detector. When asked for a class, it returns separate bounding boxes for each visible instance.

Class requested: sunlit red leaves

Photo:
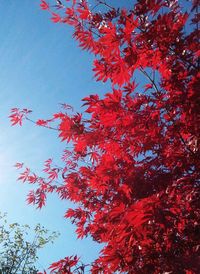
[26,188,46,209]
[9,108,32,126]
[51,12,62,23]
[31,112,82,143]
[40,0,49,10]
[18,168,30,183]
[89,151,99,164]
[77,7,90,20]
[73,29,96,52]
[27,173,38,184]
[43,158,53,172]
[11,1,200,273]
[58,116,73,142]
[26,190,36,205]
[43,160,59,182]
[122,14,138,41]
[82,94,99,114]
[93,55,132,87]
[36,119,48,126]
[49,255,79,273]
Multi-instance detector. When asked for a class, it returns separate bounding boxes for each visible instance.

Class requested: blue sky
[0,0,106,270]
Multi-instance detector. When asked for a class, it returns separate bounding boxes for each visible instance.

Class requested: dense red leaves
[12,0,200,273]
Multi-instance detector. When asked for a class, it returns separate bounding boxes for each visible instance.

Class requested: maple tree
[10,0,200,273]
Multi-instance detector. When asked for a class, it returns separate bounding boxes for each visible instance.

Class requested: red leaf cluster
[12,0,200,273]
[49,255,80,273]
[9,108,32,126]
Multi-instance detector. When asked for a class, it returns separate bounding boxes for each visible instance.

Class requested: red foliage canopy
[11,0,200,273]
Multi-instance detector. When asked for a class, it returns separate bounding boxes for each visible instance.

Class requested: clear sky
[0,0,107,270]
